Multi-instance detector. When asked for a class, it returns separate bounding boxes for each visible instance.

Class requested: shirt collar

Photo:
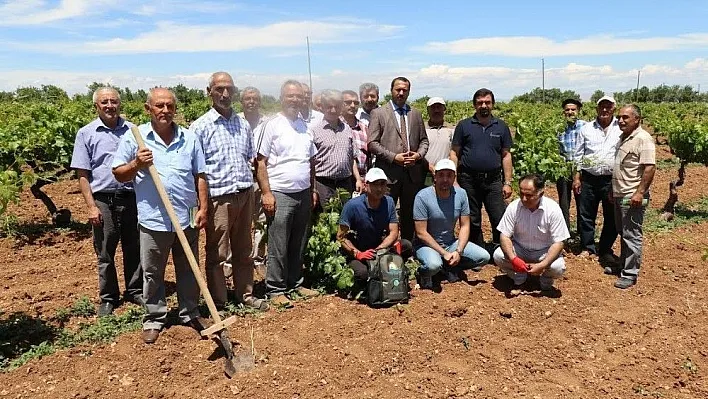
[470,114,498,125]
[524,196,548,213]
[320,118,344,131]
[592,117,618,129]
[95,116,126,131]
[390,100,410,114]
[208,107,236,123]
[145,123,183,147]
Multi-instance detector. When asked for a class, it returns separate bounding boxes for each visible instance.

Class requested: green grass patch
[644,196,708,234]
[0,299,144,372]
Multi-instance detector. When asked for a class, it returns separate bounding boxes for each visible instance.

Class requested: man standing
[609,104,655,289]
[112,88,207,344]
[70,87,142,316]
[450,88,513,248]
[238,86,269,266]
[368,76,428,241]
[413,159,490,289]
[493,174,569,292]
[254,80,320,307]
[311,89,363,208]
[573,95,621,263]
[337,168,413,291]
[423,97,454,186]
[356,82,380,127]
[238,86,268,130]
[301,83,324,127]
[190,72,268,312]
[342,90,369,178]
[557,98,586,235]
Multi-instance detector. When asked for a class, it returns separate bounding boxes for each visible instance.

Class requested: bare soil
[1,159,707,398]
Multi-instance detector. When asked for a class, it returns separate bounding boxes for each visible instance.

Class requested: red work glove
[511,256,529,273]
[355,249,376,261]
[393,241,402,255]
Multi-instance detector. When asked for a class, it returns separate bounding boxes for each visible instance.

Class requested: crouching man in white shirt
[493,174,570,292]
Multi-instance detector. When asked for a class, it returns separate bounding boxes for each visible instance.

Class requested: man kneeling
[413,159,490,289]
[337,168,412,291]
[493,174,569,291]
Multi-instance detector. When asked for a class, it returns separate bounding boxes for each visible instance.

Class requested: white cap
[596,95,616,105]
[434,159,456,173]
[427,97,446,107]
[365,168,388,183]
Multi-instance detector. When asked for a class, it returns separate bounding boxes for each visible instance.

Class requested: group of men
[70,71,654,344]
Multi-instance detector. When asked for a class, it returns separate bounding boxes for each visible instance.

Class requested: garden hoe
[130,126,238,378]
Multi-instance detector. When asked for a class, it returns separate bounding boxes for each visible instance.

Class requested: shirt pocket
[172,151,194,172]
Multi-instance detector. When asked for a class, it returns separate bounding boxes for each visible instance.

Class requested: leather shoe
[142,329,160,344]
[183,317,205,332]
[97,302,115,317]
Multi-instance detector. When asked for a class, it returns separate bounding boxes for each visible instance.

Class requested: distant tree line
[510,85,707,105]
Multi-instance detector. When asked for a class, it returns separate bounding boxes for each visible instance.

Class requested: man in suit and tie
[368,76,429,241]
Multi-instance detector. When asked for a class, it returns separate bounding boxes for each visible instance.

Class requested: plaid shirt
[312,119,358,180]
[557,120,586,161]
[343,116,368,173]
[190,108,254,197]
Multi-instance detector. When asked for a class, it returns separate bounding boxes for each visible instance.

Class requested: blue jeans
[416,240,490,277]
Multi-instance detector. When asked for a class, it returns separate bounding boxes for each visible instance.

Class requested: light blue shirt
[112,123,206,232]
[70,117,135,193]
[190,108,254,197]
[413,186,470,247]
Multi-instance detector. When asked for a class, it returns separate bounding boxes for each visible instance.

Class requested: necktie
[398,108,409,152]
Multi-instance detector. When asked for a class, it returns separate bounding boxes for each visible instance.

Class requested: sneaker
[417,273,433,290]
[269,295,293,308]
[293,287,320,299]
[614,277,636,289]
[599,253,620,267]
[603,266,620,276]
[97,302,115,317]
[242,296,270,311]
[445,270,461,283]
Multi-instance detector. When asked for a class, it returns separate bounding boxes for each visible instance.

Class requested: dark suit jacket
[367,102,428,184]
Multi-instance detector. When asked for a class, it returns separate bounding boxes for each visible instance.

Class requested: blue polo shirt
[339,194,397,251]
[452,115,512,172]
[112,122,206,232]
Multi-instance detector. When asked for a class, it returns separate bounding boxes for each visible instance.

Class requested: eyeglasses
[344,100,360,105]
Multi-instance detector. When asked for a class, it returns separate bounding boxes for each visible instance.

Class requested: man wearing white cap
[337,168,413,290]
[424,97,454,186]
[413,159,490,289]
[573,95,621,265]
[493,174,569,292]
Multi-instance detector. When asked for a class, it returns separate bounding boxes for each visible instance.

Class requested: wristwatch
[503,181,512,187]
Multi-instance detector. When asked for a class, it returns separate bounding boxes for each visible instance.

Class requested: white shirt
[356,108,372,127]
[497,197,570,251]
[255,113,316,193]
[574,118,622,176]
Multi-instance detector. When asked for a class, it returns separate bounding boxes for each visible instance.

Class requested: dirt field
[1,156,707,398]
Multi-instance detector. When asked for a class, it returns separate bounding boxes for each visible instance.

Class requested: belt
[460,169,502,180]
[581,170,612,178]
[94,190,135,201]
[316,176,353,185]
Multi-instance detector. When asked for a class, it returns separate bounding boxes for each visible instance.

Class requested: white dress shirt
[497,197,570,251]
[574,118,622,176]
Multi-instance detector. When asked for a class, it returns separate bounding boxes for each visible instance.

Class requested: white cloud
[0,0,105,26]
[417,33,708,57]
[1,58,707,102]
[7,20,404,54]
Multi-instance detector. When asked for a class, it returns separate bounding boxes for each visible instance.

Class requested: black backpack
[366,249,409,307]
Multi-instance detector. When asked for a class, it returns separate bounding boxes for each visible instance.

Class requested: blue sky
[1,0,707,100]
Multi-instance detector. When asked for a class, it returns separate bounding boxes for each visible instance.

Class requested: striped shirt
[497,197,570,252]
[573,118,622,176]
[312,119,358,180]
[189,108,254,197]
[344,116,368,174]
[557,120,586,161]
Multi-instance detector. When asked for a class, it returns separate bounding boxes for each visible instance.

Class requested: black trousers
[457,170,507,246]
[347,239,414,283]
[388,172,422,242]
[556,176,578,234]
[93,192,142,304]
[577,171,617,255]
[315,176,354,210]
